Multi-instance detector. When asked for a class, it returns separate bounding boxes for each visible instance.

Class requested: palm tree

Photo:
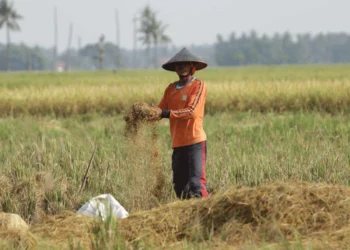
[150,17,171,67]
[0,0,22,71]
[138,6,153,67]
[138,5,171,68]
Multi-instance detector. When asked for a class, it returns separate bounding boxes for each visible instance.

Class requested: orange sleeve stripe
[175,81,204,115]
[172,80,204,116]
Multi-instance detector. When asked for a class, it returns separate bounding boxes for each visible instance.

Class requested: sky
[1,0,349,52]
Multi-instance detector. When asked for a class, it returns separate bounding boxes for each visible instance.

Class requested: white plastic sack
[76,194,129,220]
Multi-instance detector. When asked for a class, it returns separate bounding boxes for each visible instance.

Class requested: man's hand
[149,105,162,121]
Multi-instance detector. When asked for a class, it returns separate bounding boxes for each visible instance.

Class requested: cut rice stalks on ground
[8,181,350,249]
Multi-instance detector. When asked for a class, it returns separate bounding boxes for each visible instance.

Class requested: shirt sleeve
[170,80,207,120]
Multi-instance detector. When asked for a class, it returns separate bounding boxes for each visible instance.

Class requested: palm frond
[0,0,22,31]
[11,11,22,20]
[7,20,20,30]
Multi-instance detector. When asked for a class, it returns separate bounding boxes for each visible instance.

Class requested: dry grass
[0,79,350,117]
[1,181,346,249]
[206,80,350,113]
[0,171,75,225]
[30,211,95,249]
[118,181,350,249]
[0,230,37,250]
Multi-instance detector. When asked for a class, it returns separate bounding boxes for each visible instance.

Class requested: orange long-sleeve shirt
[158,78,207,148]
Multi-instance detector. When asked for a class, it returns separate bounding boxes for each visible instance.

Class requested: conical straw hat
[162,48,207,71]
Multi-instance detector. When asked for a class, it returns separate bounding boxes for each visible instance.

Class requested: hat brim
[162,61,207,72]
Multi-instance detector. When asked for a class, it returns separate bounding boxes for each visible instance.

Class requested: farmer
[151,48,209,199]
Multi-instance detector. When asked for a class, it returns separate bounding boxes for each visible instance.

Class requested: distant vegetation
[2,31,350,71]
[1,1,350,71]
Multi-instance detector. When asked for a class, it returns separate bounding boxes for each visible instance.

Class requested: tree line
[1,0,350,71]
[215,31,350,66]
[2,31,348,71]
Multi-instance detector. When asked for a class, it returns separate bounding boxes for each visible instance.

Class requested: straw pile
[30,211,95,249]
[0,230,37,250]
[0,212,36,249]
[26,181,350,249]
[118,181,350,249]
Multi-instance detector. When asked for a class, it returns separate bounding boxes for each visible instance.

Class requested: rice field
[1,65,350,249]
[0,65,350,117]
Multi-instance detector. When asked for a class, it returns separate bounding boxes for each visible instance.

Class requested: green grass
[1,112,349,223]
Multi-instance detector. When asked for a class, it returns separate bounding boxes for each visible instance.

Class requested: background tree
[214,30,350,66]
[0,0,22,71]
[138,5,171,68]
[138,6,153,67]
[0,44,46,71]
[150,14,171,67]
[78,42,125,70]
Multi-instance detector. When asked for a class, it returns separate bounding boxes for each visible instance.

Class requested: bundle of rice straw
[123,101,160,137]
[123,101,159,123]
[0,212,29,231]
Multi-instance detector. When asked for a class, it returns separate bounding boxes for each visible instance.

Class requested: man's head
[162,48,207,74]
[174,62,196,77]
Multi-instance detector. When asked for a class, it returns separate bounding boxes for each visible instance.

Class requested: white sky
[1,0,349,52]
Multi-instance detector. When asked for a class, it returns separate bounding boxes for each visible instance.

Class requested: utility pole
[65,23,73,71]
[53,7,58,71]
[115,9,120,69]
[77,36,82,69]
[132,13,138,68]
[78,36,81,53]
[98,35,105,70]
